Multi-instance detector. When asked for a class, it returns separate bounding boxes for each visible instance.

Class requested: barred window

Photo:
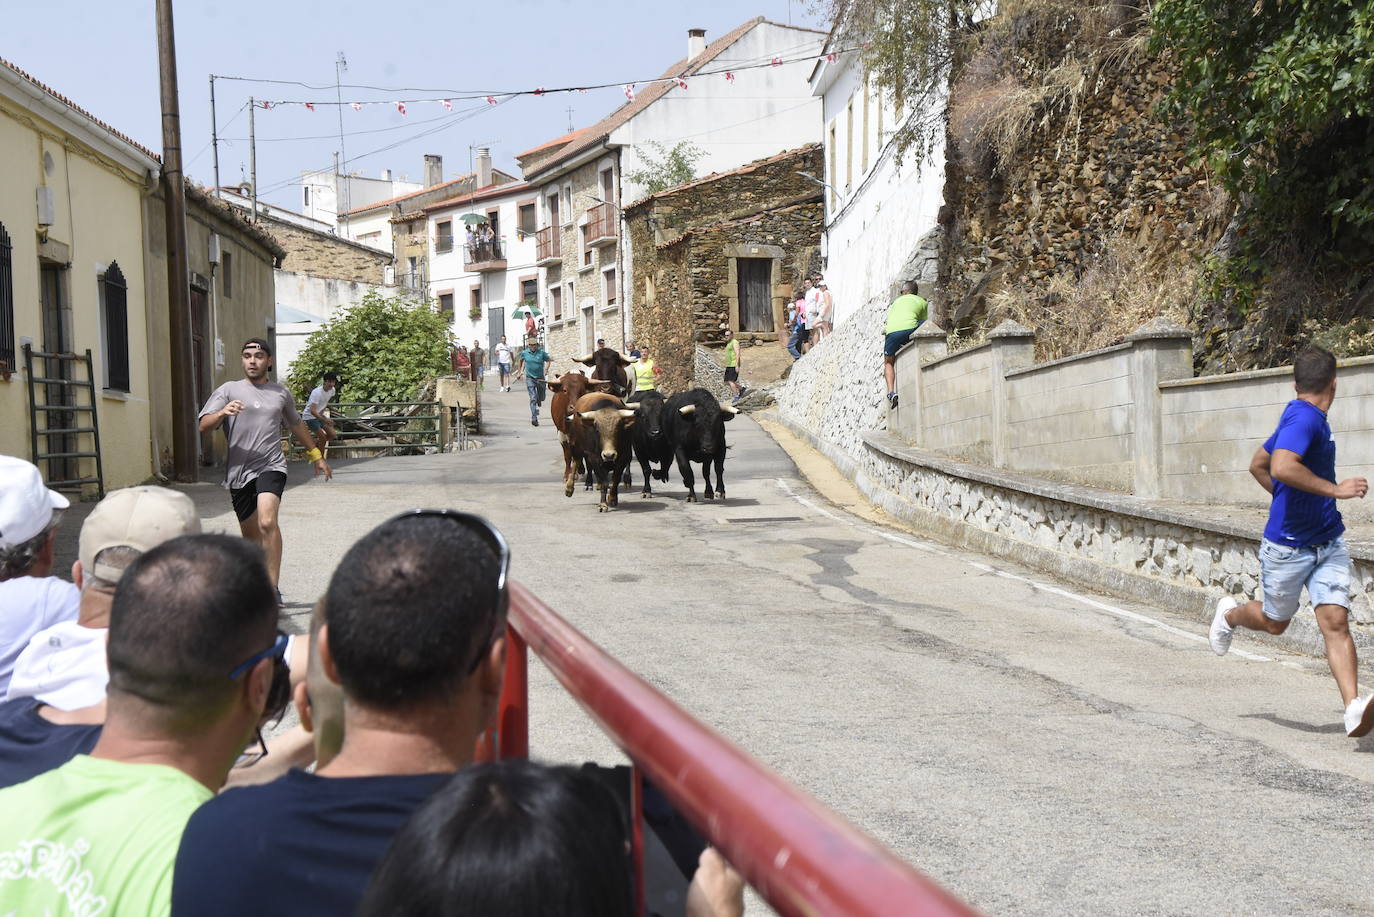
[102,261,130,391]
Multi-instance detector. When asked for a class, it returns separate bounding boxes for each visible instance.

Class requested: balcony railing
[464,240,507,272]
[586,201,617,247]
[535,225,560,265]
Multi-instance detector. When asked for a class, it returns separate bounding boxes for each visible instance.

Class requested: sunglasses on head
[386,509,511,673]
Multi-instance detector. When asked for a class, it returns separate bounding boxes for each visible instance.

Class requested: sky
[4,1,827,210]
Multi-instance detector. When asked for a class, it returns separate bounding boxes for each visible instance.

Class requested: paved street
[71,386,1374,915]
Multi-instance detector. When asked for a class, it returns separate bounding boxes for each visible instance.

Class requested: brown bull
[574,347,632,398]
[570,392,637,512]
[548,372,610,497]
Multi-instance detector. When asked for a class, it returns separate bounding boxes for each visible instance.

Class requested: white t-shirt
[6,620,107,710]
[0,576,80,698]
[495,343,513,365]
[305,385,335,420]
[803,288,819,328]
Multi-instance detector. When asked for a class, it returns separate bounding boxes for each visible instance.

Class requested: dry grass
[983,232,1196,361]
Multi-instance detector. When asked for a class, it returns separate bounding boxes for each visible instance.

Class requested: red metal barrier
[494,581,983,917]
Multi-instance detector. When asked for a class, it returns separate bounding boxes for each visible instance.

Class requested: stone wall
[628,146,824,395]
[267,219,391,285]
[940,56,1220,330]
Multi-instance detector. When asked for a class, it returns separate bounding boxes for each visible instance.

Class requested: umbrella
[460,213,488,226]
[511,304,542,318]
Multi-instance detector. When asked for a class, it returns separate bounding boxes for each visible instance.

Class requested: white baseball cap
[0,456,70,550]
[79,486,201,583]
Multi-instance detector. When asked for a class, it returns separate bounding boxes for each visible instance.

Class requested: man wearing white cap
[0,486,201,789]
[0,456,79,697]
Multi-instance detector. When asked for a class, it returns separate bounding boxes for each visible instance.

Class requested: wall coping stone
[988,318,1035,338]
[1003,341,1133,380]
[893,321,946,360]
[922,338,992,370]
[862,429,1374,561]
[1159,353,1374,390]
[1125,317,1192,341]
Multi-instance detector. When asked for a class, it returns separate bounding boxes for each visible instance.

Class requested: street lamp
[796,171,840,195]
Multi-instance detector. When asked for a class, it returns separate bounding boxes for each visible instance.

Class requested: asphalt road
[58,384,1374,915]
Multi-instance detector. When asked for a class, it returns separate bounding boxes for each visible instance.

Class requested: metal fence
[296,401,444,457]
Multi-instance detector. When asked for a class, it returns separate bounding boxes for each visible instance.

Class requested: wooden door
[737,258,773,332]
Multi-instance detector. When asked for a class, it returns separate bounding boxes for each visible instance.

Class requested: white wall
[813,54,945,327]
[426,191,539,351]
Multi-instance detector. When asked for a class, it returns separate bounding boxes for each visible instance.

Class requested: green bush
[285,292,451,404]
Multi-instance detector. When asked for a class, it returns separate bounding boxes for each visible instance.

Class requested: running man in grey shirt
[199,338,331,591]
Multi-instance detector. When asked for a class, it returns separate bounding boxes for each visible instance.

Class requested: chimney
[476,147,492,188]
[423,154,442,188]
[381,168,392,181]
[688,28,707,60]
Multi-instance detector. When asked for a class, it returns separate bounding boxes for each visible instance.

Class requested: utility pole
[155,0,197,482]
[335,51,349,238]
[248,96,258,221]
[209,75,221,200]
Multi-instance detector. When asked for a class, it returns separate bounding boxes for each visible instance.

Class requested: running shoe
[887,391,899,409]
[1209,596,1237,656]
[1345,696,1374,737]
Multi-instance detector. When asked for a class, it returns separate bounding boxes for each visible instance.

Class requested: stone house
[517,18,824,369]
[624,146,823,393]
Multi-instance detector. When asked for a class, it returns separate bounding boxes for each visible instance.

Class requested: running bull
[664,388,739,502]
[570,392,638,512]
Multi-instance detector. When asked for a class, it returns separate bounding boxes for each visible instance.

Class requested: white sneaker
[1345,696,1374,738]
[1210,596,1237,656]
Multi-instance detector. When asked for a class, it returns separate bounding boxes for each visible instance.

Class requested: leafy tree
[625,140,706,195]
[285,291,451,404]
[1152,0,1374,247]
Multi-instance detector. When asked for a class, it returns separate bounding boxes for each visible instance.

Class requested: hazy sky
[4,1,826,209]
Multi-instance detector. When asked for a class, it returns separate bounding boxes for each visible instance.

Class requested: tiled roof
[422,181,533,214]
[521,17,819,180]
[624,143,821,211]
[0,57,160,163]
[343,168,519,215]
[516,129,590,159]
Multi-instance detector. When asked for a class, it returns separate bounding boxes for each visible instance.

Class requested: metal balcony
[535,226,561,265]
[586,202,617,247]
[464,241,507,273]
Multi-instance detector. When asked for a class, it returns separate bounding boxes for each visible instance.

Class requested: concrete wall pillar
[1126,318,1194,498]
[988,320,1036,467]
[895,322,946,444]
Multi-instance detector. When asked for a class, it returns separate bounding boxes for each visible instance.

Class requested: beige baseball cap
[79,486,201,584]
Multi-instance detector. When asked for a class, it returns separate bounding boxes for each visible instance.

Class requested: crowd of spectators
[0,457,744,916]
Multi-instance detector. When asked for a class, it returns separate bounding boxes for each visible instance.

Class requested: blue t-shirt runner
[517,346,552,426]
[1261,399,1343,546]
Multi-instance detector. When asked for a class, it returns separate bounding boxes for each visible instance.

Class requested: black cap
[242,337,273,356]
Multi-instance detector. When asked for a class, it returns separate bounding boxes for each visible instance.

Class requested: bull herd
[548,351,738,513]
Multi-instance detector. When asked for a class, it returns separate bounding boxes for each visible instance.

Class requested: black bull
[630,390,673,498]
[664,388,739,502]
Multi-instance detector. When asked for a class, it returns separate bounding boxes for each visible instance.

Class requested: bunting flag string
[233,44,862,113]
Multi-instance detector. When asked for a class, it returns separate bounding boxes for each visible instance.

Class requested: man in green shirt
[883,281,929,409]
[516,338,553,427]
[0,534,286,917]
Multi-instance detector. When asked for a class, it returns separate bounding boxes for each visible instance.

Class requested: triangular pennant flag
[485,96,497,105]
[725,71,735,83]
[351,102,362,111]
[304,102,315,112]
[258,100,273,109]
[442,99,452,111]
[676,77,688,90]
[577,88,588,94]
[623,84,635,101]
[395,101,406,115]
[534,87,546,96]
[826,52,838,63]
[770,57,783,67]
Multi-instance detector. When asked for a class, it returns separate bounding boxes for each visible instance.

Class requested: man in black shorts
[199,339,331,593]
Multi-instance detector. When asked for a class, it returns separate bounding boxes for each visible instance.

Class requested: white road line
[773,478,1275,663]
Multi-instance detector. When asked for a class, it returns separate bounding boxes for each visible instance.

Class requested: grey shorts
[1259,536,1351,621]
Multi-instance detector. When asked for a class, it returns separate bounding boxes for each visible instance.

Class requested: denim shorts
[884,328,917,357]
[1259,536,1351,621]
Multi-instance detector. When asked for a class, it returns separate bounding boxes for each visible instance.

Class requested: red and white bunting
[304,102,315,112]
[675,77,688,90]
[577,88,588,94]
[770,57,783,67]
[534,87,546,96]
[826,52,838,63]
[395,101,406,115]
[442,99,452,111]
[623,83,635,101]
[258,100,273,109]
[351,102,362,111]
[485,96,498,105]
[725,71,735,83]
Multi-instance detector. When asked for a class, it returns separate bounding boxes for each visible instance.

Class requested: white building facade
[301,166,420,240]
[809,48,946,327]
[424,182,540,353]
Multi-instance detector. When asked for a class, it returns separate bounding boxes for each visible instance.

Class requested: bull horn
[720,403,740,415]
[576,353,594,363]
[578,411,597,420]
[587,377,607,383]
[617,409,637,418]
[678,404,697,416]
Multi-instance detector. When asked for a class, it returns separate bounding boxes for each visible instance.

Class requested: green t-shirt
[723,339,739,368]
[519,348,550,380]
[884,294,928,334]
[0,755,212,916]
